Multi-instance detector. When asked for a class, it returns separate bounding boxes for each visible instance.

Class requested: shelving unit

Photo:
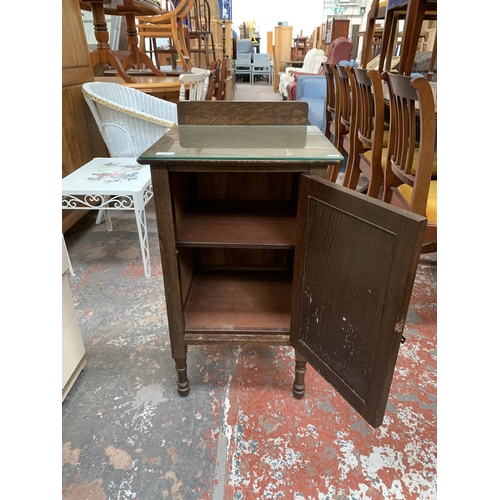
[167,169,301,345]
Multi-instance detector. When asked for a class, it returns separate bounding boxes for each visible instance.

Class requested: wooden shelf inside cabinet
[176,200,297,249]
[183,270,292,338]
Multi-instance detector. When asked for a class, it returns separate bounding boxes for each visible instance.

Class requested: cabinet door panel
[290,175,427,428]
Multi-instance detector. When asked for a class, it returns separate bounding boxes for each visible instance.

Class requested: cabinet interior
[170,171,300,342]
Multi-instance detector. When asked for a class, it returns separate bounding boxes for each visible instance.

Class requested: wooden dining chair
[343,66,389,198]
[382,71,437,253]
[136,0,195,72]
[332,62,357,176]
[323,62,335,142]
[204,59,227,100]
[322,62,341,183]
[360,0,386,68]
[206,60,220,99]
[178,67,211,100]
[215,58,229,100]
[138,0,175,69]
[377,0,437,75]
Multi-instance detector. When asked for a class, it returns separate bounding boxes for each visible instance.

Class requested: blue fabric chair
[296,75,326,133]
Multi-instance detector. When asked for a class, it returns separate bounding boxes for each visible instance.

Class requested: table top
[138,125,344,164]
[79,0,161,16]
[62,158,151,194]
[105,68,185,77]
[279,61,304,66]
[95,76,180,89]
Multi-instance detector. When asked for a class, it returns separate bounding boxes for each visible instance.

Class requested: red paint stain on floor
[221,256,436,499]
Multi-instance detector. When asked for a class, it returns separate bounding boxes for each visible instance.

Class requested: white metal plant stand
[62,158,154,277]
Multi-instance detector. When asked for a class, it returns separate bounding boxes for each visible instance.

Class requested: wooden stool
[292,36,309,61]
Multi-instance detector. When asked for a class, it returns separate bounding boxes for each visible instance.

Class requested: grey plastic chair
[234,52,252,82]
[251,53,272,85]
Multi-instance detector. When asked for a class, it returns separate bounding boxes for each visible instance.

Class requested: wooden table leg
[123,14,166,77]
[87,3,166,83]
[175,353,190,396]
[293,350,307,399]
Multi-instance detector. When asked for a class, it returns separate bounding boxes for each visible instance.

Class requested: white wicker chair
[81,82,178,226]
[81,82,178,158]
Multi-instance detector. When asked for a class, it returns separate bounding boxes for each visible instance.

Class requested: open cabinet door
[290,175,427,428]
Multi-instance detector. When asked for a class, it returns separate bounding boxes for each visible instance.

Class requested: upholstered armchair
[296,75,327,133]
[286,37,353,101]
[278,48,326,98]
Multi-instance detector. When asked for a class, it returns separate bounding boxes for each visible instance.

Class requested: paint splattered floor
[62,196,437,499]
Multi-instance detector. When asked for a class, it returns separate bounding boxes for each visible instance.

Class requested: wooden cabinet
[274,25,293,73]
[327,19,350,43]
[138,102,427,428]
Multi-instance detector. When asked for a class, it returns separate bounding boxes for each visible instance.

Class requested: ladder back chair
[187,0,216,68]
[382,71,437,253]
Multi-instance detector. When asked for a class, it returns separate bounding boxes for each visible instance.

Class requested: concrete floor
[62,83,437,499]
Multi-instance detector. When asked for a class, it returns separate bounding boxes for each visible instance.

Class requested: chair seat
[363,148,437,178]
[397,180,437,224]
[360,129,390,150]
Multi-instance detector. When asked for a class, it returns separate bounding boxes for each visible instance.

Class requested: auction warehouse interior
[61,0,440,498]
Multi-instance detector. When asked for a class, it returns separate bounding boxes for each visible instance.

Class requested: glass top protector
[138,126,344,162]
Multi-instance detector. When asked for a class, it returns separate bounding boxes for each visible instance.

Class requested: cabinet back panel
[195,172,296,200]
[199,248,294,271]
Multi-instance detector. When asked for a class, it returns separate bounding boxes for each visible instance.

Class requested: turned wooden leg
[293,351,307,399]
[174,358,190,397]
